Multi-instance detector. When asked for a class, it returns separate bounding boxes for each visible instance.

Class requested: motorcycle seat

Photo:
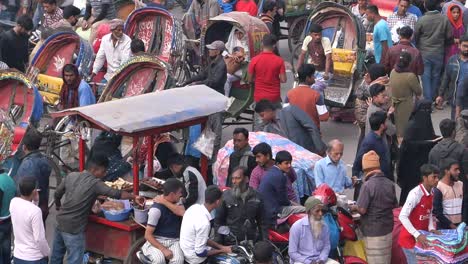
[268,230,289,242]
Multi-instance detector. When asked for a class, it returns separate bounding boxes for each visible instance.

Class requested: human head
[204,185,223,210]
[275,150,292,173]
[362,150,381,176]
[424,0,438,12]
[15,15,33,36]
[396,51,412,70]
[358,0,367,8]
[131,38,145,54]
[167,153,186,176]
[254,99,277,122]
[63,64,79,86]
[231,166,248,190]
[440,158,460,182]
[42,0,57,14]
[309,23,323,43]
[460,35,468,57]
[262,34,277,51]
[369,111,387,132]
[439,118,456,138]
[63,5,81,26]
[326,139,344,164]
[163,178,185,203]
[262,1,277,16]
[86,153,109,178]
[109,19,125,39]
[206,40,225,58]
[233,127,249,151]
[297,64,316,85]
[22,128,42,152]
[234,29,245,40]
[369,83,388,106]
[398,26,413,40]
[420,164,440,187]
[305,197,324,221]
[18,176,38,198]
[450,5,461,21]
[365,5,380,22]
[252,142,273,167]
[253,241,273,264]
[397,0,410,16]
[365,63,386,84]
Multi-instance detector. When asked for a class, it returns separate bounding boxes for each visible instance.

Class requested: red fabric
[399,185,433,249]
[392,207,407,264]
[235,0,258,16]
[287,85,321,129]
[248,51,285,103]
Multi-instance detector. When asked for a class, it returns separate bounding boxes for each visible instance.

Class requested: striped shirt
[433,181,463,228]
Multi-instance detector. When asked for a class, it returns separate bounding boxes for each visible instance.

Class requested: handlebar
[185,39,200,43]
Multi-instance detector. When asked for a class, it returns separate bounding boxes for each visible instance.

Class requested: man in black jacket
[226,128,256,186]
[215,167,267,245]
[428,119,465,168]
[0,15,33,72]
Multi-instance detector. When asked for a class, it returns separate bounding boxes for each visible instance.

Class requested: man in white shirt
[10,177,50,263]
[180,186,231,264]
[91,18,131,90]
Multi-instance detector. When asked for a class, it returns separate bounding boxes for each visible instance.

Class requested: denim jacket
[439,55,462,104]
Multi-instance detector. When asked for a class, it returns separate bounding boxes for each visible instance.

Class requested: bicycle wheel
[124,237,147,264]
[287,16,307,53]
[46,155,63,209]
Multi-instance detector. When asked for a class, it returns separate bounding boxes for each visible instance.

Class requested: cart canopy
[52,85,228,135]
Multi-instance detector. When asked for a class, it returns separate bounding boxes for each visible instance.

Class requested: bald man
[313,140,357,193]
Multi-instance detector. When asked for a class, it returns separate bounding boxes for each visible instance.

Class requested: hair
[254,99,276,113]
[22,128,42,151]
[252,142,273,158]
[439,118,456,138]
[369,111,387,131]
[297,64,316,83]
[396,51,412,69]
[233,127,249,139]
[167,153,185,166]
[131,38,145,54]
[309,23,323,33]
[205,185,223,204]
[450,4,461,12]
[263,1,276,13]
[63,64,78,74]
[366,5,379,15]
[163,178,185,196]
[440,158,459,175]
[326,139,343,152]
[398,0,410,3]
[233,46,244,53]
[253,241,274,263]
[367,63,386,81]
[420,164,440,179]
[16,15,34,31]
[63,5,81,19]
[232,166,247,177]
[398,26,413,39]
[460,35,468,44]
[86,153,109,170]
[18,176,37,196]
[42,0,57,5]
[369,83,386,97]
[424,0,439,11]
[262,34,277,48]
[275,150,292,164]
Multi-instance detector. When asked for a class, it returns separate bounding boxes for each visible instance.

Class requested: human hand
[366,97,372,107]
[372,76,389,85]
[416,234,429,248]
[351,176,359,185]
[222,246,232,254]
[134,196,146,208]
[153,195,166,205]
[435,96,443,106]
[162,248,174,260]
[387,106,395,115]
[82,20,90,30]
[454,38,460,45]
[430,229,442,235]
[323,73,330,80]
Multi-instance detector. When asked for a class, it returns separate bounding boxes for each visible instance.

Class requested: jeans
[0,219,12,264]
[421,54,444,101]
[14,257,48,264]
[0,11,15,21]
[402,248,417,264]
[33,5,44,29]
[50,228,85,264]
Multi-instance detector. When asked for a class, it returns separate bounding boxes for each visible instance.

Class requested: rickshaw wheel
[124,236,147,264]
[47,156,63,208]
[287,16,307,53]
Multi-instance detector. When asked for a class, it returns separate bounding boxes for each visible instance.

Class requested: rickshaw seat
[332,48,356,76]
[225,82,253,118]
[36,74,63,105]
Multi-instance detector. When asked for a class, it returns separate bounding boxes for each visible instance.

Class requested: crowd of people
[0,0,468,263]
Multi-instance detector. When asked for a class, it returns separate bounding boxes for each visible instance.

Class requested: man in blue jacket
[258,151,305,227]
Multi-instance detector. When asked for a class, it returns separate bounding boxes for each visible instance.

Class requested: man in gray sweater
[414,0,453,101]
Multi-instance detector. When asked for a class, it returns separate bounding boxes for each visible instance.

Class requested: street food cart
[51,85,228,262]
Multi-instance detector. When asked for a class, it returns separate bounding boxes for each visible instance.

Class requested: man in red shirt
[286,64,328,130]
[235,0,258,16]
[398,164,441,263]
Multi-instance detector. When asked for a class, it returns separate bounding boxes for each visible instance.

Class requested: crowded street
[1,0,468,263]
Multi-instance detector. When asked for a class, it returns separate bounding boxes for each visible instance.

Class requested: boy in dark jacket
[428,119,465,168]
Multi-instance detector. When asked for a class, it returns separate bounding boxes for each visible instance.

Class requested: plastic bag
[193,127,216,158]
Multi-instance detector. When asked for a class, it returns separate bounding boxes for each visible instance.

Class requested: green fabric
[0,173,16,217]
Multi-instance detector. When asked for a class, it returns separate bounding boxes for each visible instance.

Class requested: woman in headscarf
[389,51,422,144]
[446,4,465,63]
[397,100,442,205]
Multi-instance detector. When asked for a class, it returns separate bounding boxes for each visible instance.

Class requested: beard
[232,182,248,199]
[462,51,468,57]
[309,217,324,239]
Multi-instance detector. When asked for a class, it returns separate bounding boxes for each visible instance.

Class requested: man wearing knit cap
[289,197,339,264]
[91,18,131,90]
[353,150,398,264]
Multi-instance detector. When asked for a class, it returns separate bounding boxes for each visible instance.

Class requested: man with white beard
[288,197,339,264]
[215,167,267,245]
